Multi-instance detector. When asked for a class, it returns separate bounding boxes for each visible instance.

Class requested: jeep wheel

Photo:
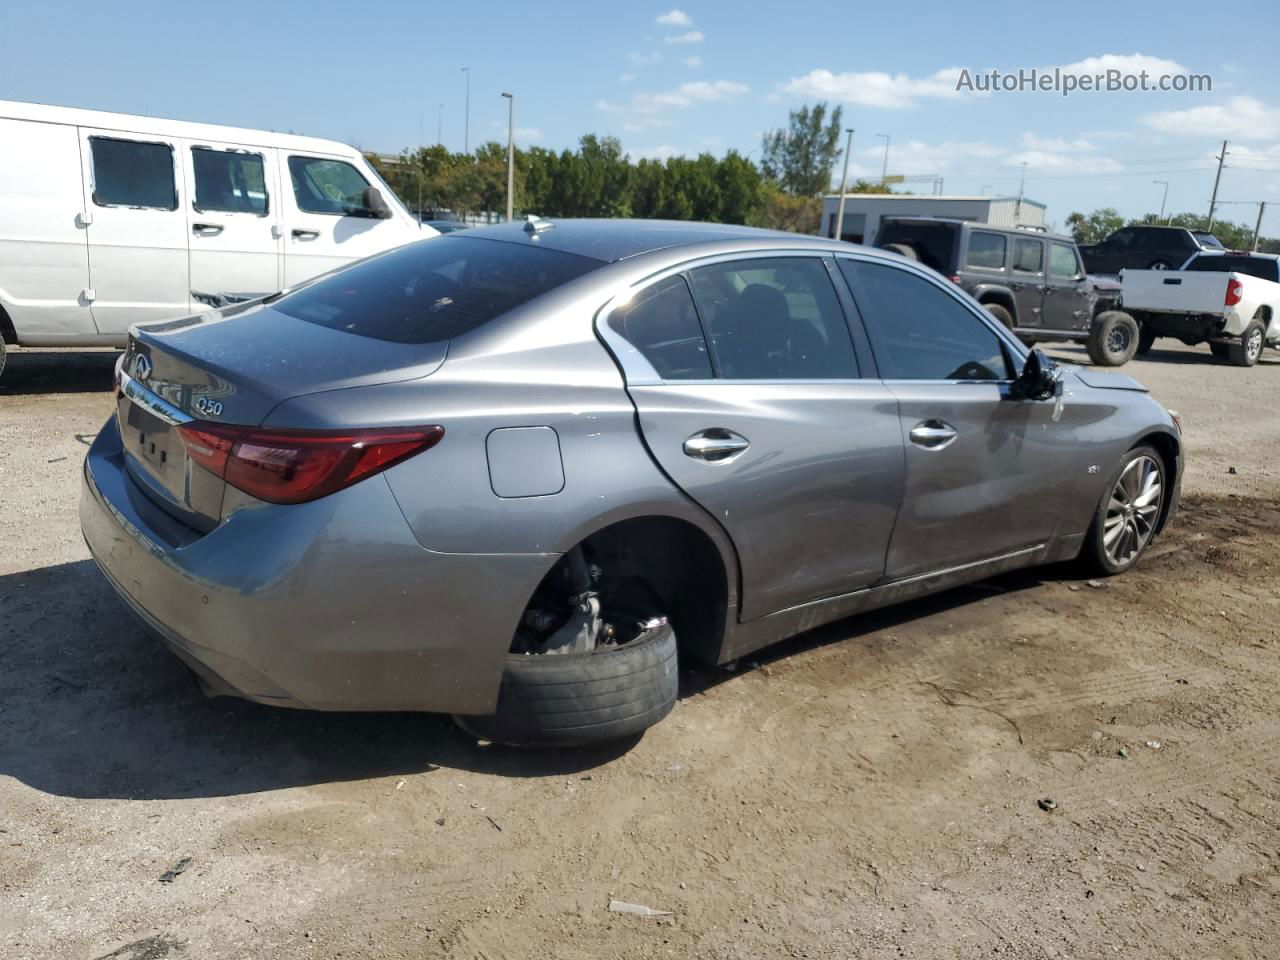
[881,243,919,262]
[983,303,1015,331]
[1227,320,1265,367]
[1086,310,1139,367]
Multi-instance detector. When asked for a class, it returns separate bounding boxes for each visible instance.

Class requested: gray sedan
[81,219,1182,746]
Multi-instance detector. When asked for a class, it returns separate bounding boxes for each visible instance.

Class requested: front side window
[1011,237,1044,274]
[688,258,858,380]
[1049,243,1081,278]
[192,147,268,215]
[89,136,177,210]
[608,275,712,380]
[840,259,1011,382]
[966,232,1007,269]
[274,236,602,344]
[288,156,375,216]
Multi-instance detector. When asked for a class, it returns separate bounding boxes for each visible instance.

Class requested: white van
[0,99,432,372]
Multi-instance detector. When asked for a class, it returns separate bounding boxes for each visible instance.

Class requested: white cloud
[631,79,749,113]
[664,30,704,44]
[632,144,680,160]
[627,50,662,66]
[1141,96,1280,141]
[1020,132,1097,152]
[1056,53,1189,77]
[684,55,702,68]
[781,67,970,109]
[656,9,691,26]
[1004,150,1122,174]
[857,139,1002,175]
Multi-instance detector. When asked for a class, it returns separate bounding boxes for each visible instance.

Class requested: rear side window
[966,232,1007,269]
[1011,237,1044,273]
[608,275,712,380]
[192,147,268,215]
[840,259,1011,382]
[288,156,374,216]
[90,136,177,210]
[689,258,858,380]
[1185,256,1280,282]
[274,237,602,344]
[875,221,957,273]
[1049,243,1081,278]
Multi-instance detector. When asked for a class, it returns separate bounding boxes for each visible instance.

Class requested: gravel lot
[2,342,1278,960]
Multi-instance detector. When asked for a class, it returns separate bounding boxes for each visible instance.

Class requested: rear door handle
[909,420,958,450]
[192,223,223,236]
[292,228,320,240]
[683,430,750,461]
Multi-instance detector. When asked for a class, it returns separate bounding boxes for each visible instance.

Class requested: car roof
[453,218,833,263]
[880,216,1073,244]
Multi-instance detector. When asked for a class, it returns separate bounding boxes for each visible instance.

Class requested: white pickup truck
[1121,251,1280,366]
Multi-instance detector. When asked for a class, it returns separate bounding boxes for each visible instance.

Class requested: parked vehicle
[1122,251,1280,366]
[1078,225,1222,275]
[81,220,1182,747]
[0,99,430,376]
[420,219,471,233]
[875,217,1140,366]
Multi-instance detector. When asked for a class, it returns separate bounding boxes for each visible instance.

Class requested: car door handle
[683,430,750,461]
[909,420,958,450]
[292,228,320,240]
[192,223,223,236]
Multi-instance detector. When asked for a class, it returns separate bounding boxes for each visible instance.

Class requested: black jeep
[874,217,1139,366]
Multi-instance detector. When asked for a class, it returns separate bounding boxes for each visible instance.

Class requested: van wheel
[453,620,678,748]
[983,303,1015,331]
[1136,327,1156,355]
[1227,320,1265,367]
[1086,311,1139,366]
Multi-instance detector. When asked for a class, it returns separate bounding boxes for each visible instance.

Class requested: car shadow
[0,348,119,396]
[2,556,1084,800]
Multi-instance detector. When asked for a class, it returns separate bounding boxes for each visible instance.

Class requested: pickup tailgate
[1122,270,1229,314]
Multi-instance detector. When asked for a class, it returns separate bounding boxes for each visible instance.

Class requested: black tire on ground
[1085,310,1140,366]
[1136,326,1156,355]
[1226,320,1265,367]
[1209,341,1230,360]
[881,243,919,261]
[1080,444,1167,577]
[983,302,1015,330]
[453,621,679,747]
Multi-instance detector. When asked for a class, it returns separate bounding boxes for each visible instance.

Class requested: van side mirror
[1015,348,1061,401]
[362,186,393,220]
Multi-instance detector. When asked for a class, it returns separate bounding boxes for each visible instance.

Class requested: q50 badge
[194,396,224,417]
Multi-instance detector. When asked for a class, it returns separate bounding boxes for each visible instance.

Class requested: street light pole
[875,133,890,183]
[833,128,854,241]
[461,67,471,154]
[502,92,515,223]
[1153,180,1170,222]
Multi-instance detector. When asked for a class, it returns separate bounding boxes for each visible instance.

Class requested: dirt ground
[2,342,1278,960]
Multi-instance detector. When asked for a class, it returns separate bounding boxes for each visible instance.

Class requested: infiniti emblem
[133,353,152,381]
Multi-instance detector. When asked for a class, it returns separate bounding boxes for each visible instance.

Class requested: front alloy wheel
[1083,446,1166,575]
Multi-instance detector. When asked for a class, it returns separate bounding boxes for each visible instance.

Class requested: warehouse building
[822,194,1047,245]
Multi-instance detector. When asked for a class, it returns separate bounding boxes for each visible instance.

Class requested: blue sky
[4,0,1279,233]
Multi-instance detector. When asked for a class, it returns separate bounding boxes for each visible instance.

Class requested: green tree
[749,183,822,233]
[760,102,844,197]
[715,150,762,225]
[1064,207,1125,244]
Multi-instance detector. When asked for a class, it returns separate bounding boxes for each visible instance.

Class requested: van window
[288,156,377,217]
[274,236,602,344]
[192,147,268,215]
[966,232,1007,269]
[89,137,177,210]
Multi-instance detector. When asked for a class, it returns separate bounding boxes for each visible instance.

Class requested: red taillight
[178,422,444,504]
[1225,277,1243,306]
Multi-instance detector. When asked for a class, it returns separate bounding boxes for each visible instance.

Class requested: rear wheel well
[1137,432,1179,533]
[1253,305,1272,324]
[978,290,1015,314]
[526,517,729,665]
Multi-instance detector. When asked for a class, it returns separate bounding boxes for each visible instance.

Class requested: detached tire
[454,621,678,748]
[983,302,1015,331]
[1086,310,1140,366]
[1226,320,1265,367]
[881,243,919,261]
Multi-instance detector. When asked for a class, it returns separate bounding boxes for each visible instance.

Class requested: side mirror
[1015,348,1061,401]
[362,186,393,220]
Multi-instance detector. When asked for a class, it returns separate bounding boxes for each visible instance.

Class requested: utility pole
[1015,162,1027,222]
[502,92,515,222]
[833,128,854,240]
[875,133,890,183]
[1207,140,1228,231]
[461,67,471,154]
[1253,201,1267,252]
[1153,180,1170,222]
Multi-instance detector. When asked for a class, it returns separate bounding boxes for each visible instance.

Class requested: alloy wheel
[1247,327,1263,362]
[1103,455,1162,566]
[1107,325,1131,356]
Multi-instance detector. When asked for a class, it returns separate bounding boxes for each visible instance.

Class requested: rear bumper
[80,416,557,714]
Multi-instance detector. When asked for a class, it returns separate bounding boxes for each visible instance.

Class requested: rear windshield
[1184,255,1279,282]
[1193,232,1223,248]
[874,221,958,274]
[274,237,603,343]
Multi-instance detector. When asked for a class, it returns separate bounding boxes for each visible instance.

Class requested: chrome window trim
[119,371,193,426]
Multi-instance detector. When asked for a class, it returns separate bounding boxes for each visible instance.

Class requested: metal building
[822,194,1047,244]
